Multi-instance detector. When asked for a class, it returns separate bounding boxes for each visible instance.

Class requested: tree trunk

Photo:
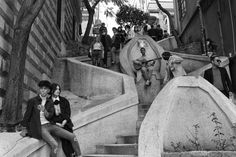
[0,0,46,125]
[155,0,182,46]
[82,0,100,44]
[82,9,95,44]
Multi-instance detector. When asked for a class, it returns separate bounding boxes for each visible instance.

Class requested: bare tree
[155,0,182,46]
[82,0,100,44]
[0,0,46,125]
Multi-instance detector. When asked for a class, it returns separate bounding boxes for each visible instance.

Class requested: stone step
[75,56,92,63]
[136,120,143,132]
[161,151,236,157]
[138,108,149,116]
[109,63,121,73]
[138,114,146,121]
[73,56,92,65]
[83,154,137,157]
[139,104,150,109]
[116,135,138,144]
[96,144,138,155]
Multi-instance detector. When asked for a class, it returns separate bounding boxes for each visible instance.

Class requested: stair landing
[60,91,116,117]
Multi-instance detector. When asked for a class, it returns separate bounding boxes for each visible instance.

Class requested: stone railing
[157,36,178,51]
[0,58,139,156]
[66,58,139,154]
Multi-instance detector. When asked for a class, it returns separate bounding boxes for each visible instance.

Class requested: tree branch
[15,0,45,29]
[155,0,182,45]
[92,0,101,9]
[83,0,93,13]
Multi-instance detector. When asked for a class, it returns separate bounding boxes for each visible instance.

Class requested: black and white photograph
[0,0,236,157]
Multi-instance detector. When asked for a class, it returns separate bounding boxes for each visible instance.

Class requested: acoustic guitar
[133,58,159,70]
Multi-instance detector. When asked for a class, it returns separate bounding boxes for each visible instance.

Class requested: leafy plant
[169,112,236,152]
[228,136,236,150]
[104,7,115,18]
[186,123,202,150]
[115,4,150,27]
[209,112,228,150]
[170,142,186,152]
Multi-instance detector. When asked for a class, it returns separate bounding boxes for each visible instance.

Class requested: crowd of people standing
[89,22,170,67]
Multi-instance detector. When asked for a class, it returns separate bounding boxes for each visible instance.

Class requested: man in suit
[204,55,233,98]
[100,28,112,67]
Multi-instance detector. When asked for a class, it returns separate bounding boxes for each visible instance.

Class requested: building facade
[147,0,174,33]
[131,0,148,12]
[174,0,236,56]
[0,0,79,114]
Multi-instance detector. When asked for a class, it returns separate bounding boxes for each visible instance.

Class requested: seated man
[133,47,156,86]
[20,80,82,157]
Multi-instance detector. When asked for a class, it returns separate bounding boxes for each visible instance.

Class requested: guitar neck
[145,58,159,63]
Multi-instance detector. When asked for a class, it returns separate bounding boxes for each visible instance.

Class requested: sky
[97,2,120,36]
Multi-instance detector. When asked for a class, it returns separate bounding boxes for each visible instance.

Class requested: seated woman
[20,80,81,157]
[50,83,75,157]
[133,47,156,86]
[162,52,186,85]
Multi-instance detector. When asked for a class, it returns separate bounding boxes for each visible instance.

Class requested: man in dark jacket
[20,80,81,157]
[148,25,158,41]
[204,55,233,98]
[21,80,55,139]
[100,28,112,67]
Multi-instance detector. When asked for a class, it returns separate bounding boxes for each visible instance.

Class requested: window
[178,0,186,20]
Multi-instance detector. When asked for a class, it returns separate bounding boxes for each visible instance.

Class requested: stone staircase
[75,55,92,64]
[81,103,150,157]
[65,41,149,157]
[84,135,138,157]
[66,40,123,73]
[136,104,150,132]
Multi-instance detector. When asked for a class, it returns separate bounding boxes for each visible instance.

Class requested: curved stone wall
[120,35,164,78]
[67,58,124,98]
[139,76,236,157]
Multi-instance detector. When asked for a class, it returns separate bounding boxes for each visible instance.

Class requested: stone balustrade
[0,58,139,156]
[139,76,236,157]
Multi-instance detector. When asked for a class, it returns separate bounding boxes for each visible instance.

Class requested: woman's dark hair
[140,47,145,51]
[162,51,172,61]
[210,54,219,61]
[50,83,61,95]
[38,80,51,89]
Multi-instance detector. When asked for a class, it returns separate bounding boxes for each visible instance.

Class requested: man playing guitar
[133,47,156,86]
